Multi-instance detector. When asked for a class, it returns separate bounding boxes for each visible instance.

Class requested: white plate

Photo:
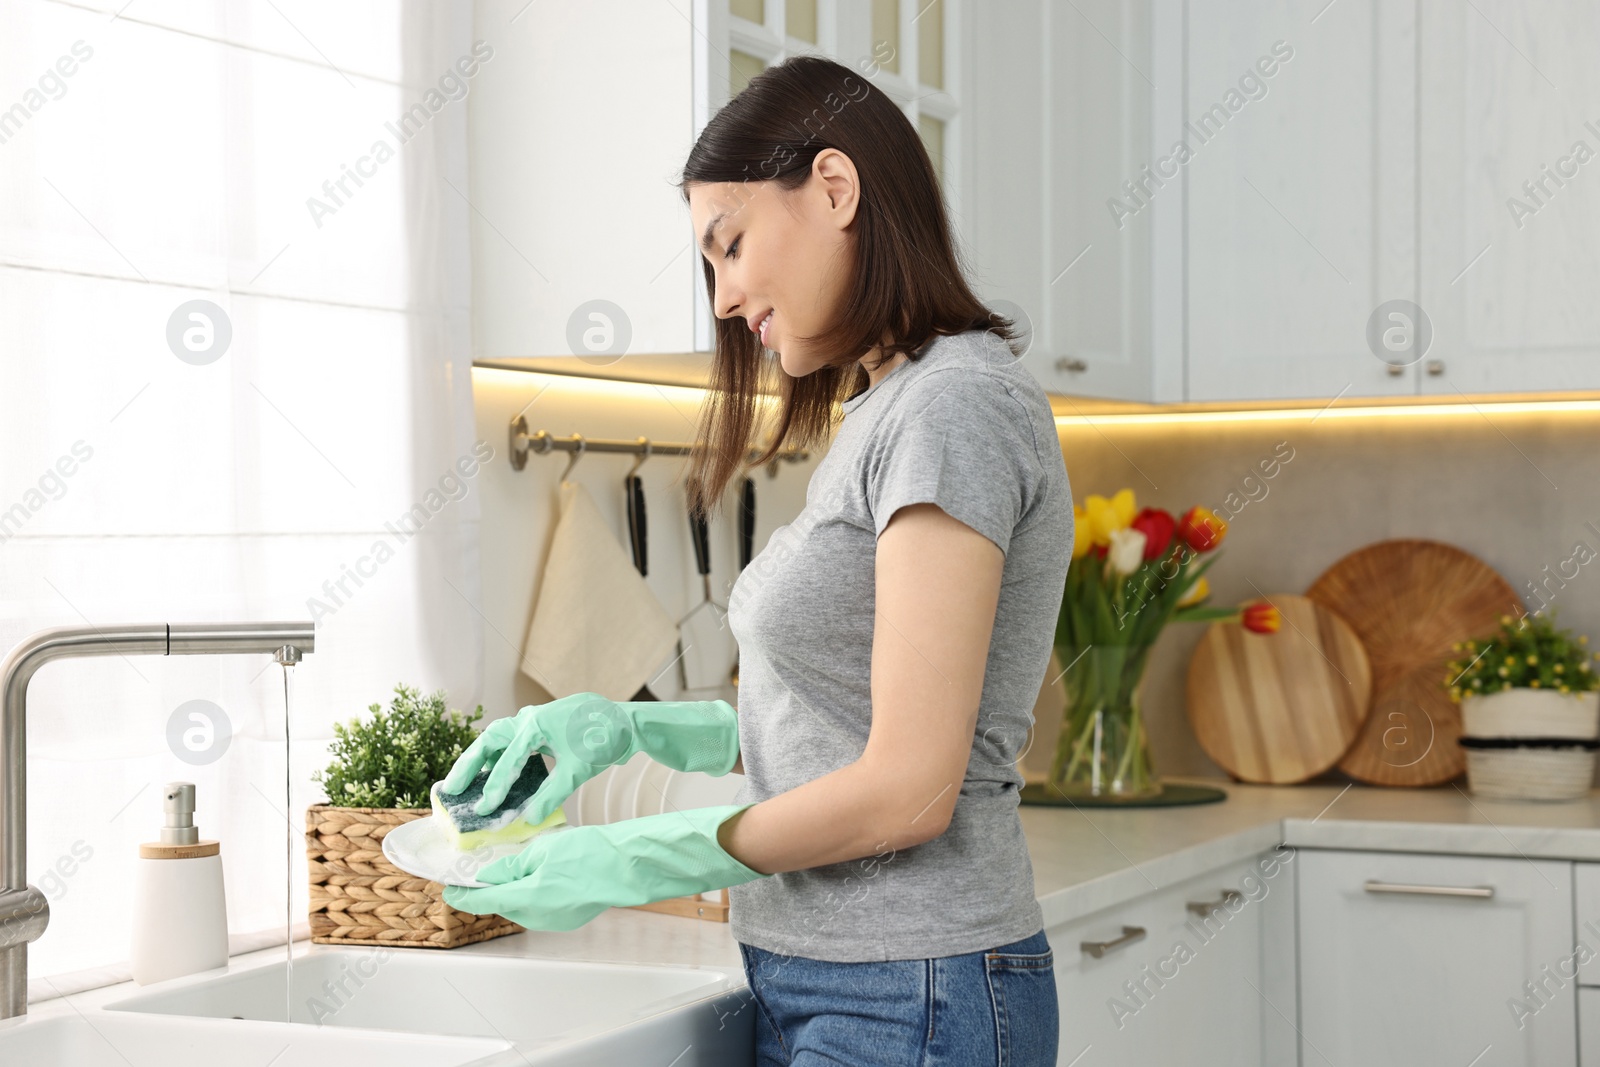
[661,767,743,814]
[574,773,605,827]
[619,753,652,823]
[381,815,569,889]
[602,759,635,824]
[635,762,676,818]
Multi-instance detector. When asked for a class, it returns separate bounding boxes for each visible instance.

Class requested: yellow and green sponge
[430,757,567,850]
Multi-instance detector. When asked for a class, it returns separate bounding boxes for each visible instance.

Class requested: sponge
[430,757,568,850]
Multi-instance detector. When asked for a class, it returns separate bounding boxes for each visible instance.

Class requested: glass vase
[1048,644,1162,800]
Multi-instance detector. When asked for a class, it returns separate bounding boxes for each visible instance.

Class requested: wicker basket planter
[1461,688,1600,739]
[305,803,523,949]
[1457,738,1600,802]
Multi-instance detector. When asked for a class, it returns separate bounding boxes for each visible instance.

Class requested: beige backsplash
[474,370,1600,789]
[1050,404,1600,787]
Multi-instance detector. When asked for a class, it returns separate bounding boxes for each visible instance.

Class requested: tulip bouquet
[1050,489,1280,799]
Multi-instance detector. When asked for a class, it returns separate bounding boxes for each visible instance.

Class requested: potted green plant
[1446,612,1600,801]
[305,685,523,948]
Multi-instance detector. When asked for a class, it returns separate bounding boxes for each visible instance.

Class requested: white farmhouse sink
[0,1011,511,1066]
[105,948,750,1062]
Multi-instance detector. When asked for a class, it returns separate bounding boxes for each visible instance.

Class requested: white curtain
[0,1,481,995]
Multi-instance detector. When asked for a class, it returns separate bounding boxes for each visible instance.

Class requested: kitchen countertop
[1023,774,1600,929]
[454,773,1600,963]
[35,774,1600,1017]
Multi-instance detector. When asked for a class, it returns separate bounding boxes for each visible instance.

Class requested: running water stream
[279,656,296,1025]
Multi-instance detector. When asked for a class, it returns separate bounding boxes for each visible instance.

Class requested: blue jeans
[737,929,1059,1066]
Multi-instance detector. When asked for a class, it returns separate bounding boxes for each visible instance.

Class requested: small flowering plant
[1444,612,1600,703]
[1049,488,1281,799]
[313,684,484,808]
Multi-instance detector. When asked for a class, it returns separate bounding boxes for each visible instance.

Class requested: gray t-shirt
[726,327,1074,962]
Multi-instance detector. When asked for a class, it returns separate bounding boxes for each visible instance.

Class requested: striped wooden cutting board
[1186,593,1373,784]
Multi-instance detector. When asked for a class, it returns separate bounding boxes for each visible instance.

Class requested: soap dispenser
[130,781,229,985]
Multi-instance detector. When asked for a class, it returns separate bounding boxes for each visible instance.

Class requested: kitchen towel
[520,479,680,701]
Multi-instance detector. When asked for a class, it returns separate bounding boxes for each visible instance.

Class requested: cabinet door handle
[1186,889,1243,916]
[1055,357,1088,373]
[1080,925,1146,958]
[1364,879,1494,899]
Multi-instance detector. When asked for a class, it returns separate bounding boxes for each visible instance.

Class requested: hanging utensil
[624,439,650,577]
[674,501,728,692]
[731,475,755,688]
[624,440,660,702]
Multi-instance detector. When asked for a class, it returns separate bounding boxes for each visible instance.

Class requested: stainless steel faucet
[0,622,315,1019]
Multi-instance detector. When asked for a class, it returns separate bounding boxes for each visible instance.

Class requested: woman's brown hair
[678,54,1020,519]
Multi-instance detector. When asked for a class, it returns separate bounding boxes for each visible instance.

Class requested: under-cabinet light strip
[1052,398,1600,427]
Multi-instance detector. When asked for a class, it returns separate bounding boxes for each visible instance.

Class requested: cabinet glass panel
[730,49,766,96]
[918,114,945,188]
[787,0,817,43]
[871,0,900,73]
[917,0,943,89]
[730,0,764,24]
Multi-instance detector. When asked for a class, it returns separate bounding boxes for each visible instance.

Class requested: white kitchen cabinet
[1298,849,1576,1067]
[1574,863,1600,987]
[1185,0,1419,403]
[1051,849,1292,1066]
[470,0,700,360]
[1581,988,1600,1065]
[969,0,1600,404]
[469,0,961,363]
[967,0,1184,404]
[1417,0,1600,396]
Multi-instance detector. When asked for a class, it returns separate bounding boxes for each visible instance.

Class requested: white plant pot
[1459,688,1600,739]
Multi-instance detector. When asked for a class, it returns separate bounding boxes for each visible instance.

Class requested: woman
[444,55,1073,1066]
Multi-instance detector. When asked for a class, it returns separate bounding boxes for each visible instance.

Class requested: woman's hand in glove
[442,804,769,932]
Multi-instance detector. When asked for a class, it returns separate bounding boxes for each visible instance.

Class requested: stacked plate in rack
[569,753,744,824]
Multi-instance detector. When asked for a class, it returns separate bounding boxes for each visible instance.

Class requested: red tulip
[1130,508,1176,560]
[1241,601,1281,634]
[1177,506,1228,552]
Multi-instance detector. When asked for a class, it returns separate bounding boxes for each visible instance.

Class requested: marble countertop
[1022,774,1600,928]
[451,774,1600,964]
[37,775,1600,1014]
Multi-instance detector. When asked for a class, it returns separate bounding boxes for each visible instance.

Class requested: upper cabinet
[470,0,1597,402]
[966,0,1600,404]
[470,0,700,360]
[1417,0,1600,397]
[470,0,958,364]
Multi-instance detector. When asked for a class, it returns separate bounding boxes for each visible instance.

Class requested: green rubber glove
[441,803,769,931]
[440,692,740,827]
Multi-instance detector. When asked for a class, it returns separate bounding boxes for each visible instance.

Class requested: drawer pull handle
[1080,925,1146,958]
[1364,880,1494,899]
[1186,889,1244,916]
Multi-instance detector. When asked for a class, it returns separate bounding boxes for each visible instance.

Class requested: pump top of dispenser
[141,781,220,860]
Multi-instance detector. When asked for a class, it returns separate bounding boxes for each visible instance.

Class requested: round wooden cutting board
[1307,539,1523,786]
[1187,594,1374,784]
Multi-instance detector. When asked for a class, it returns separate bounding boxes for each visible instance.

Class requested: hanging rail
[508,414,809,477]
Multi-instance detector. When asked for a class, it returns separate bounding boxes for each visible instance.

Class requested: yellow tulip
[1083,489,1137,546]
[1177,576,1210,608]
[1071,506,1093,559]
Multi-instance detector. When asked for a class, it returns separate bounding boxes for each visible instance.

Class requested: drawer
[1578,863,1600,986]
[1299,849,1574,1067]
[1051,850,1291,1067]
[1583,988,1600,1065]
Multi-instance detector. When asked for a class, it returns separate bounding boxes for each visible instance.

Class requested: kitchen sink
[104,947,750,1062]
[0,1010,512,1066]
